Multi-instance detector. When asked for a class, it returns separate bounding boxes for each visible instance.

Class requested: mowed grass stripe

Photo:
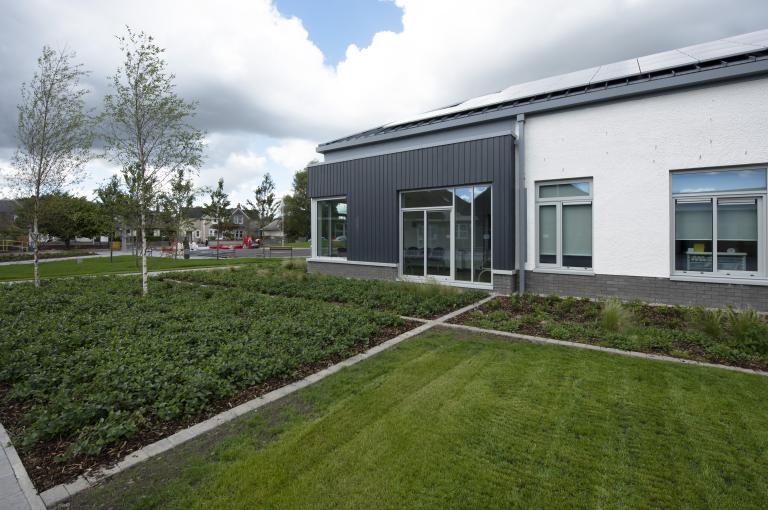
[82,329,768,510]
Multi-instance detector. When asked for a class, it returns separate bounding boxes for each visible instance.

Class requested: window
[233,215,244,225]
[672,168,766,277]
[315,198,347,258]
[401,185,492,284]
[536,179,593,269]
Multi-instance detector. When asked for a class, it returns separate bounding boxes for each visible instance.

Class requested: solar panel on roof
[334,29,768,143]
[591,59,641,82]
[724,28,768,48]
[637,50,697,73]
[677,39,755,61]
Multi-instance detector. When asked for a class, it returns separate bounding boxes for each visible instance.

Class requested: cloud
[1,0,767,204]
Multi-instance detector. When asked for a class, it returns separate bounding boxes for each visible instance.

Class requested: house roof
[318,29,768,153]
[262,218,282,231]
[0,199,20,214]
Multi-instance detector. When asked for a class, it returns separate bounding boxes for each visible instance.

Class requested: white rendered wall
[524,77,768,277]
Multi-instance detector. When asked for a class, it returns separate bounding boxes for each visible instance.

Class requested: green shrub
[600,298,633,333]
[725,308,768,355]
[697,308,724,340]
[281,257,308,271]
[0,277,403,460]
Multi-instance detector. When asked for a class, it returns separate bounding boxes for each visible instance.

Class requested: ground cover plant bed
[0,254,281,281]
[0,275,412,490]
[453,294,768,370]
[69,329,768,509]
[163,263,487,318]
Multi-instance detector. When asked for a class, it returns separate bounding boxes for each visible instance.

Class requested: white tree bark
[140,209,148,296]
[33,206,40,288]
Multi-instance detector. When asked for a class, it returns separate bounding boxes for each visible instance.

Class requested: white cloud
[267,139,319,172]
[1,0,767,203]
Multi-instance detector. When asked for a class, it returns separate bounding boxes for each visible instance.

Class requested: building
[261,217,284,242]
[188,204,253,243]
[308,29,768,310]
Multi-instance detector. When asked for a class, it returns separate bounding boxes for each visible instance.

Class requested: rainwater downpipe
[515,113,526,295]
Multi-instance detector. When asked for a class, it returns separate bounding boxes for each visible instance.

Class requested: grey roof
[318,29,768,153]
[262,218,282,231]
[0,199,20,214]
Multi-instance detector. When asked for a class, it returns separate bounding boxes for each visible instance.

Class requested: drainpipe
[516,114,526,295]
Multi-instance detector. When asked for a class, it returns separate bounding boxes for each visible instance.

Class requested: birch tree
[102,28,204,295]
[159,169,199,258]
[8,46,93,287]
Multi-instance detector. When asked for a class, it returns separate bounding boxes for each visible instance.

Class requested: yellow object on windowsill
[693,243,705,252]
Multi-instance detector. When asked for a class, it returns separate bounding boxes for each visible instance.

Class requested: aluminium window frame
[397,185,493,288]
[669,167,767,280]
[311,196,348,260]
[534,178,594,271]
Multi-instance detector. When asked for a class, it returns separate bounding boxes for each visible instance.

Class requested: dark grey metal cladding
[309,135,515,269]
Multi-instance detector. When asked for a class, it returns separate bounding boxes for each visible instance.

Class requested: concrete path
[0,252,111,266]
[0,424,45,509]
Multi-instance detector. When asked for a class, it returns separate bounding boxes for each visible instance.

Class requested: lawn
[0,254,280,281]
[70,329,768,509]
[453,294,768,370]
[0,249,96,263]
[0,266,481,490]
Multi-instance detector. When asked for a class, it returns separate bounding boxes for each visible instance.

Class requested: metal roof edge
[318,56,768,154]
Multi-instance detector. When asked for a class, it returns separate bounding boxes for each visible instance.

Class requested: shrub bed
[164,265,487,318]
[453,294,768,370]
[0,276,409,489]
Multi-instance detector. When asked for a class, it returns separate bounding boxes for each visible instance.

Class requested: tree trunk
[140,210,148,296]
[33,213,40,288]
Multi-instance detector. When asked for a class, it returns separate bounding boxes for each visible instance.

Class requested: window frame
[670,167,767,280]
[312,196,348,260]
[535,178,594,271]
[398,185,493,287]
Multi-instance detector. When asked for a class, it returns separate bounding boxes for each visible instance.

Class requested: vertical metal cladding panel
[308,135,515,268]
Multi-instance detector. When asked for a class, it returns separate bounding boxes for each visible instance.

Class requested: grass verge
[0,255,279,281]
[69,328,768,509]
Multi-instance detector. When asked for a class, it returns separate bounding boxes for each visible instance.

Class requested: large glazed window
[400,185,492,284]
[672,168,766,278]
[536,179,592,270]
[316,198,347,258]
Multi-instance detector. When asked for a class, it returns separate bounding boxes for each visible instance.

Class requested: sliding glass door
[400,186,492,285]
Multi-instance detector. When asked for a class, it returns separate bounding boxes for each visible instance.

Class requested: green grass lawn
[70,328,768,509]
[0,254,279,281]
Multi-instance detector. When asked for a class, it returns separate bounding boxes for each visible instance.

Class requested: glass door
[426,210,451,278]
[402,211,425,276]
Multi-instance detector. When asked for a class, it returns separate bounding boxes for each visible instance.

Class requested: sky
[0,0,767,206]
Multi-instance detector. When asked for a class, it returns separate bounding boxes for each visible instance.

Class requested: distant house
[188,204,254,242]
[260,217,284,242]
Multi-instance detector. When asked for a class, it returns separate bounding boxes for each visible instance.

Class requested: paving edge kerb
[5,291,766,508]
[0,422,46,509]
[33,296,496,507]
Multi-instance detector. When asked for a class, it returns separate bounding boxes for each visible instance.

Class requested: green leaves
[0,275,402,460]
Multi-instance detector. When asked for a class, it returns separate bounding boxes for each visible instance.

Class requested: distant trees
[102,28,204,296]
[203,178,230,257]
[95,175,131,261]
[16,193,101,248]
[7,46,94,287]
[160,169,199,256]
[247,173,280,236]
[282,166,311,239]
